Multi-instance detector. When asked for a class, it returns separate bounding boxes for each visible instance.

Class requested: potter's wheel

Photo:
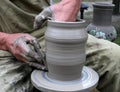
[31,66,99,92]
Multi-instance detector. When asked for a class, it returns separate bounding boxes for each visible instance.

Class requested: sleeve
[0,0,49,92]
[86,34,120,92]
[0,0,49,33]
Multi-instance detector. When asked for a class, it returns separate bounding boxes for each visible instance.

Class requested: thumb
[33,7,52,29]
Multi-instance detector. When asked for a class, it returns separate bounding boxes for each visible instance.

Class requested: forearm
[52,0,82,21]
[0,32,8,51]
[61,0,82,8]
[60,0,82,13]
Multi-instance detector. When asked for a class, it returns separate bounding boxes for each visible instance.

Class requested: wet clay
[31,20,99,92]
[45,20,88,81]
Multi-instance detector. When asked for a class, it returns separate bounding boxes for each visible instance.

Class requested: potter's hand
[5,33,47,71]
[34,0,81,29]
[33,7,52,29]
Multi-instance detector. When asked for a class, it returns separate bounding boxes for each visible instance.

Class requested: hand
[33,0,82,29]
[5,33,47,71]
[52,0,81,22]
[33,7,52,29]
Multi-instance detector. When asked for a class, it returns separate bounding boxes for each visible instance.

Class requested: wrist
[53,0,81,21]
[0,32,9,51]
[60,0,81,6]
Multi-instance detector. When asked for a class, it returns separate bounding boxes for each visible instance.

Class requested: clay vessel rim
[48,19,85,24]
[93,2,115,8]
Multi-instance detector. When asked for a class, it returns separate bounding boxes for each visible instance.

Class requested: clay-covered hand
[5,33,46,70]
[33,7,52,29]
[33,0,81,29]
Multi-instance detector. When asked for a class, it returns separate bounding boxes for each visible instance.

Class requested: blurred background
[52,0,120,45]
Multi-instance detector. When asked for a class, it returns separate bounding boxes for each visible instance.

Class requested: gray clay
[45,20,88,81]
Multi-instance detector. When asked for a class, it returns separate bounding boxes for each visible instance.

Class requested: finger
[14,36,38,62]
[23,38,44,64]
[33,15,46,29]
[21,53,47,71]
[31,39,45,61]
[21,55,47,71]
[33,7,52,29]
[31,39,47,69]
[27,39,47,67]
[20,53,35,62]
[28,62,47,71]
[27,50,43,64]
[32,39,41,53]
[20,41,43,63]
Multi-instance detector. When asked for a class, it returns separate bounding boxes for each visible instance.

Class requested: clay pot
[45,20,88,81]
[86,2,117,41]
[31,20,99,92]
